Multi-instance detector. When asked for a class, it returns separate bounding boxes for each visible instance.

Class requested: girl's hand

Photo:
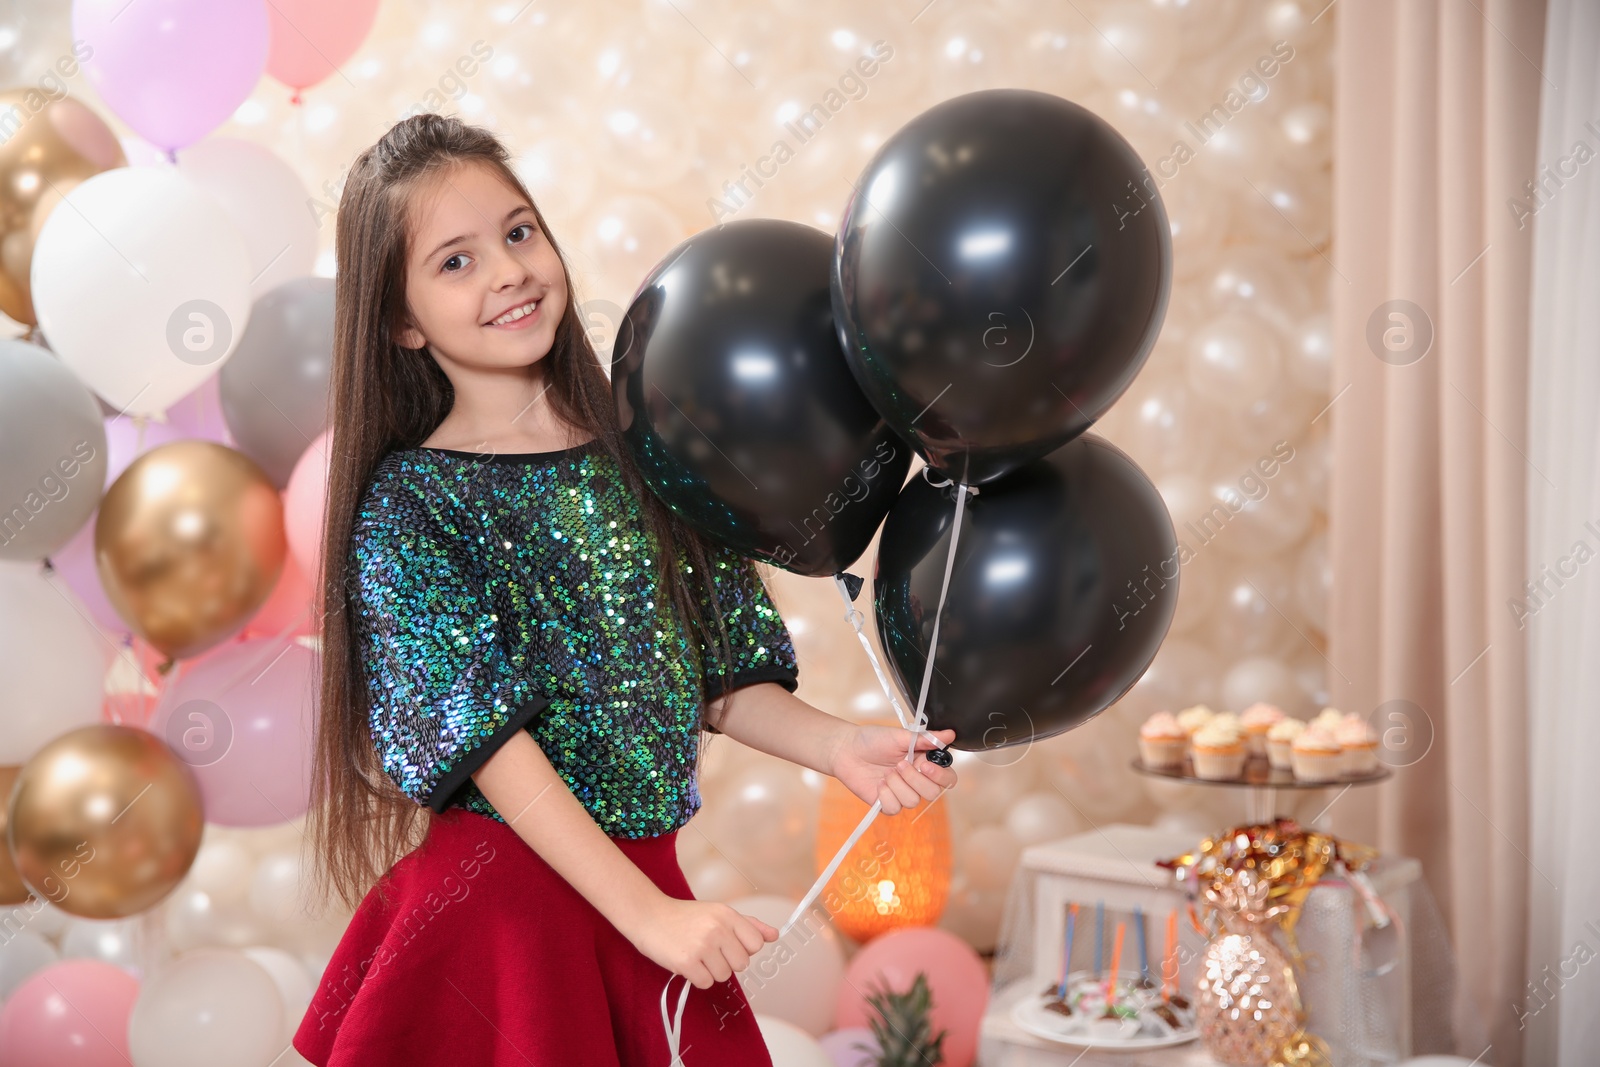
[830,725,958,813]
[627,895,779,990]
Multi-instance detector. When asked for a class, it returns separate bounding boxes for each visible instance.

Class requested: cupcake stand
[977,760,1454,1067]
[1129,755,1391,824]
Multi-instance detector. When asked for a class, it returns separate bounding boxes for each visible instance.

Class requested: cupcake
[1312,707,1346,732]
[1291,727,1344,782]
[1239,703,1286,758]
[1139,711,1188,768]
[1175,704,1215,739]
[1191,719,1246,780]
[1266,717,1306,770]
[1335,715,1379,775]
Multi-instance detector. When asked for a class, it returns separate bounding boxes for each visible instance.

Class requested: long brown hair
[305,113,734,910]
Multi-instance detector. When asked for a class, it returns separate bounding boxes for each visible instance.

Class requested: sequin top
[348,438,799,836]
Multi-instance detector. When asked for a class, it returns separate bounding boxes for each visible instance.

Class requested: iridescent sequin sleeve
[698,545,799,713]
[350,478,550,814]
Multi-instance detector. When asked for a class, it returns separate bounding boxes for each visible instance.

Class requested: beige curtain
[1329,1,1545,1062]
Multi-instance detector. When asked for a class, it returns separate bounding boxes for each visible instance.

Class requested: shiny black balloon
[613,218,911,576]
[874,435,1177,751]
[833,89,1171,486]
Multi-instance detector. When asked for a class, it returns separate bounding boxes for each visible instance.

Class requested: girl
[292,113,959,1067]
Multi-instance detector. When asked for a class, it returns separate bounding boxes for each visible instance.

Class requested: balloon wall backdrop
[0,0,1332,1061]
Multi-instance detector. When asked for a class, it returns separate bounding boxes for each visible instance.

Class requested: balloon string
[774,478,971,940]
[660,973,692,1066]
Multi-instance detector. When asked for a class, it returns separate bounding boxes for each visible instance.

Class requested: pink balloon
[73,0,269,152]
[284,429,330,586]
[149,634,318,826]
[266,0,382,93]
[49,416,188,635]
[834,927,989,1067]
[0,959,139,1067]
[243,548,318,640]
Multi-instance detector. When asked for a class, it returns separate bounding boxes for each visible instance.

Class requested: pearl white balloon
[729,895,845,1037]
[683,856,751,903]
[249,851,308,931]
[1,899,72,939]
[755,1013,835,1067]
[1186,313,1284,409]
[1041,713,1149,825]
[0,563,108,764]
[1288,311,1334,392]
[1111,376,1219,476]
[1150,0,1245,54]
[0,929,58,1000]
[1295,530,1330,632]
[1279,101,1333,170]
[128,948,284,1067]
[242,946,313,1044]
[576,193,687,303]
[1090,2,1181,88]
[30,166,252,416]
[926,8,1017,95]
[1208,466,1314,557]
[164,886,265,952]
[187,837,256,906]
[937,873,1009,954]
[1220,655,1308,716]
[1114,636,1223,717]
[60,917,142,972]
[177,138,317,299]
[1005,792,1084,846]
[947,748,1035,824]
[1237,164,1331,252]
[593,93,698,189]
[960,826,1022,892]
[514,134,599,228]
[1210,557,1299,656]
[1205,245,1313,331]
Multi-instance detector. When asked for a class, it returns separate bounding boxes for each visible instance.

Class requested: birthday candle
[1135,904,1150,984]
[1107,921,1125,998]
[1094,900,1104,978]
[1058,903,1078,997]
[1171,908,1184,1004]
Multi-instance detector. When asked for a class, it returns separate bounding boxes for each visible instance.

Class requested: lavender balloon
[149,635,318,827]
[73,0,269,152]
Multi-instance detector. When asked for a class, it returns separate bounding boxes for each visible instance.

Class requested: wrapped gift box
[980,824,1446,1067]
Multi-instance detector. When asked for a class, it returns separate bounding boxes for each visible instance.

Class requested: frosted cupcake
[1335,715,1379,775]
[1239,703,1286,758]
[1312,707,1346,732]
[1175,704,1215,739]
[1191,719,1246,780]
[1266,717,1306,770]
[1139,711,1188,768]
[1291,727,1343,782]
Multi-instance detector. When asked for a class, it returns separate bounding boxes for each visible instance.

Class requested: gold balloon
[9,724,204,919]
[0,765,31,905]
[0,92,126,326]
[95,440,287,665]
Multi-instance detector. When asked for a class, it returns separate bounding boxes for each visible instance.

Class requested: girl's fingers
[885,767,921,809]
[902,762,943,801]
[877,783,903,815]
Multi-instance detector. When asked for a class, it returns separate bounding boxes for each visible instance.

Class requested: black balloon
[833,89,1171,486]
[874,435,1177,751]
[613,218,911,576]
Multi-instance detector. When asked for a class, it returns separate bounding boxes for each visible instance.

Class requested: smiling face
[394,160,568,374]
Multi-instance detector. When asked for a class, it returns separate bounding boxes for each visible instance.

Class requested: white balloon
[60,916,142,972]
[177,138,317,298]
[242,946,313,1045]
[0,929,58,999]
[1186,313,1284,409]
[1279,101,1333,170]
[31,167,252,416]
[1295,530,1330,632]
[164,885,265,952]
[959,826,1022,892]
[248,851,308,931]
[188,836,256,905]
[1004,792,1084,846]
[729,895,845,1036]
[128,948,284,1067]
[1288,311,1334,392]
[0,562,107,764]
[1,899,72,939]
[1220,655,1308,716]
[1090,2,1181,87]
[755,1013,835,1067]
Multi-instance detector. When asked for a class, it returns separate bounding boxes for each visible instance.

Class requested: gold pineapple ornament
[1193,867,1304,1065]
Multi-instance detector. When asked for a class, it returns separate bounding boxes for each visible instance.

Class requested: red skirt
[292,808,774,1067]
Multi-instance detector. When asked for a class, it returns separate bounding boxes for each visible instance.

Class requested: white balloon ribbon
[658,469,974,1063]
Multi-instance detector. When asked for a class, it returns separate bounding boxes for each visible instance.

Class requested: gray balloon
[0,339,109,561]
[219,276,334,488]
